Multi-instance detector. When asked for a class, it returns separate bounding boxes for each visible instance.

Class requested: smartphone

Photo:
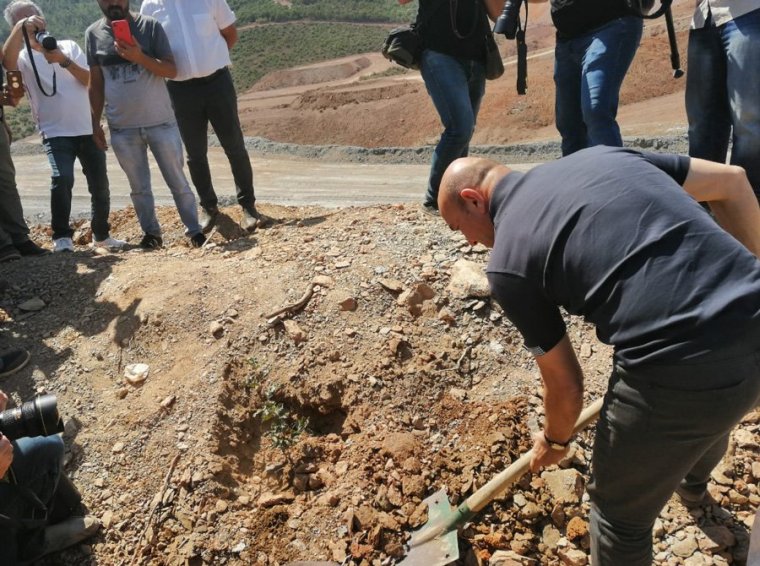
[5,70,23,99]
[111,19,134,45]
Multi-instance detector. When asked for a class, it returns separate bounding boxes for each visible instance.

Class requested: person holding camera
[686,1,760,202]
[399,0,506,213]
[436,147,760,565]
[0,389,100,564]
[533,0,643,156]
[2,0,126,254]
[86,0,205,250]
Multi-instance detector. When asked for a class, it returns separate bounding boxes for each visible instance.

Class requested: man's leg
[589,354,760,566]
[0,122,30,247]
[686,22,731,168]
[580,16,642,149]
[420,50,484,208]
[76,135,112,242]
[109,127,162,237]
[166,81,217,211]
[145,123,202,236]
[43,137,77,242]
[723,8,760,199]
[205,70,256,211]
[554,38,588,156]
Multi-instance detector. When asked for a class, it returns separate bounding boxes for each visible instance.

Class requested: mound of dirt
[253,57,373,92]
[1,203,757,566]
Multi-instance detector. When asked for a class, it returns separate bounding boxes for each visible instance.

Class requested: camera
[35,30,57,51]
[0,394,64,441]
[493,0,523,40]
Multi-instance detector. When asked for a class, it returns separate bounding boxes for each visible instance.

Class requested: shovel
[398,397,604,566]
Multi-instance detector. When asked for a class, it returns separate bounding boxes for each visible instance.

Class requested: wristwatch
[544,432,572,451]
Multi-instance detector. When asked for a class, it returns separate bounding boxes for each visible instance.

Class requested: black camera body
[493,0,523,39]
[35,30,57,51]
[0,394,64,441]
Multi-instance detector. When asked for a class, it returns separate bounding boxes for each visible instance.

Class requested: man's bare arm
[220,24,237,50]
[682,158,760,257]
[88,64,108,150]
[531,334,585,471]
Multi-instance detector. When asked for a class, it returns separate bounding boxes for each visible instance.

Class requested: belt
[170,67,227,86]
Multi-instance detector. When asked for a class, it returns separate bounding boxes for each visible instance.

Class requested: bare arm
[530,334,585,471]
[219,24,237,50]
[682,158,760,257]
[2,17,29,70]
[484,0,506,21]
[115,39,176,79]
[88,64,108,150]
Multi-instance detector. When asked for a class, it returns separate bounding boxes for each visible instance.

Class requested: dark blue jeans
[43,135,111,241]
[0,435,64,565]
[554,16,642,156]
[167,68,255,211]
[588,334,760,565]
[420,49,486,207]
[686,8,760,200]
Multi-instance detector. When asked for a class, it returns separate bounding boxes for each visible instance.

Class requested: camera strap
[21,25,57,97]
[515,1,528,95]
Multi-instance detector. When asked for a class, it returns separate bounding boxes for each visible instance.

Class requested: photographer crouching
[0,388,99,564]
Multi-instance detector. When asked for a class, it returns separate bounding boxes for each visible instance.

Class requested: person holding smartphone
[85,0,206,250]
[2,0,126,254]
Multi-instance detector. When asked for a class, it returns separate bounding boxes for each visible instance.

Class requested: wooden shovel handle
[465,397,604,514]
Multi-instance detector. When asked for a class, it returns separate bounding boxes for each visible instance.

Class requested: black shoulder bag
[382,1,445,70]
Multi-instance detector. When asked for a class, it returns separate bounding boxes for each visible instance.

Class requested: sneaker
[138,234,163,250]
[41,515,101,557]
[0,245,21,263]
[240,206,261,232]
[199,206,219,234]
[422,202,440,217]
[15,239,50,256]
[53,238,74,253]
[675,485,710,508]
[0,349,31,378]
[190,232,206,248]
[92,236,126,250]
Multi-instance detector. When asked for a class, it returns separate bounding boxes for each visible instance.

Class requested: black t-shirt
[487,146,760,368]
[550,0,631,39]
[418,0,491,63]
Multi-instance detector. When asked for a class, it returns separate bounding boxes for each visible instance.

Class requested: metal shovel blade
[397,488,459,566]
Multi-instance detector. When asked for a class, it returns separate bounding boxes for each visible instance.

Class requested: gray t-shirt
[85,14,175,129]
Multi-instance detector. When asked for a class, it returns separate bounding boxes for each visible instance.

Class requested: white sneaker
[92,236,126,250]
[53,237,74,253]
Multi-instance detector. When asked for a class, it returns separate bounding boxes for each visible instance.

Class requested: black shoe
[199,207,219,234]
[422,202,440,217]
[240,206,261,232]
[0,349,31,378]
[190,232,206,248]
[15,239,50,256]
[139,234,163,250]
[0,245,21,263]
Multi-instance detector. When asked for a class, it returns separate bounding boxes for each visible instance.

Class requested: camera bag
[484,31,504,80]
[382,25,422,70]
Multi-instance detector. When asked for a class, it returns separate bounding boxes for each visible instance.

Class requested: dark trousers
[166,68,255,211]
[0,122,30,250]
[588,336,760,565]
[43,135,111,241]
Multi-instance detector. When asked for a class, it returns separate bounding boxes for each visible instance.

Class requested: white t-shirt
[140,0,236,81]
[691,0,759,29]
[18,39,93,139]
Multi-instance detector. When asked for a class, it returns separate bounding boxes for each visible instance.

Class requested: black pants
[589,333,760,565]
[166,68,255,211]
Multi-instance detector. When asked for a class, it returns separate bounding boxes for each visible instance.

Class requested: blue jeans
[0,435,64,565]
[167,69,255,212]
[686,8,760,200]
[44,135,111,241]
[420,49,486,207]
[554,16,642,156]
[110,122,201,237]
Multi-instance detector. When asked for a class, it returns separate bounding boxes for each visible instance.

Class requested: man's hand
[0,390,8,412]
[0,434,13,478]
[530,430,569,472]
[114,38,144,65]
[40,47,67,65]
[92,124,108,151]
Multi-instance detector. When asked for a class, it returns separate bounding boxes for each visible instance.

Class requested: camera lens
[35,30,57,51]
[0,394,62,441]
